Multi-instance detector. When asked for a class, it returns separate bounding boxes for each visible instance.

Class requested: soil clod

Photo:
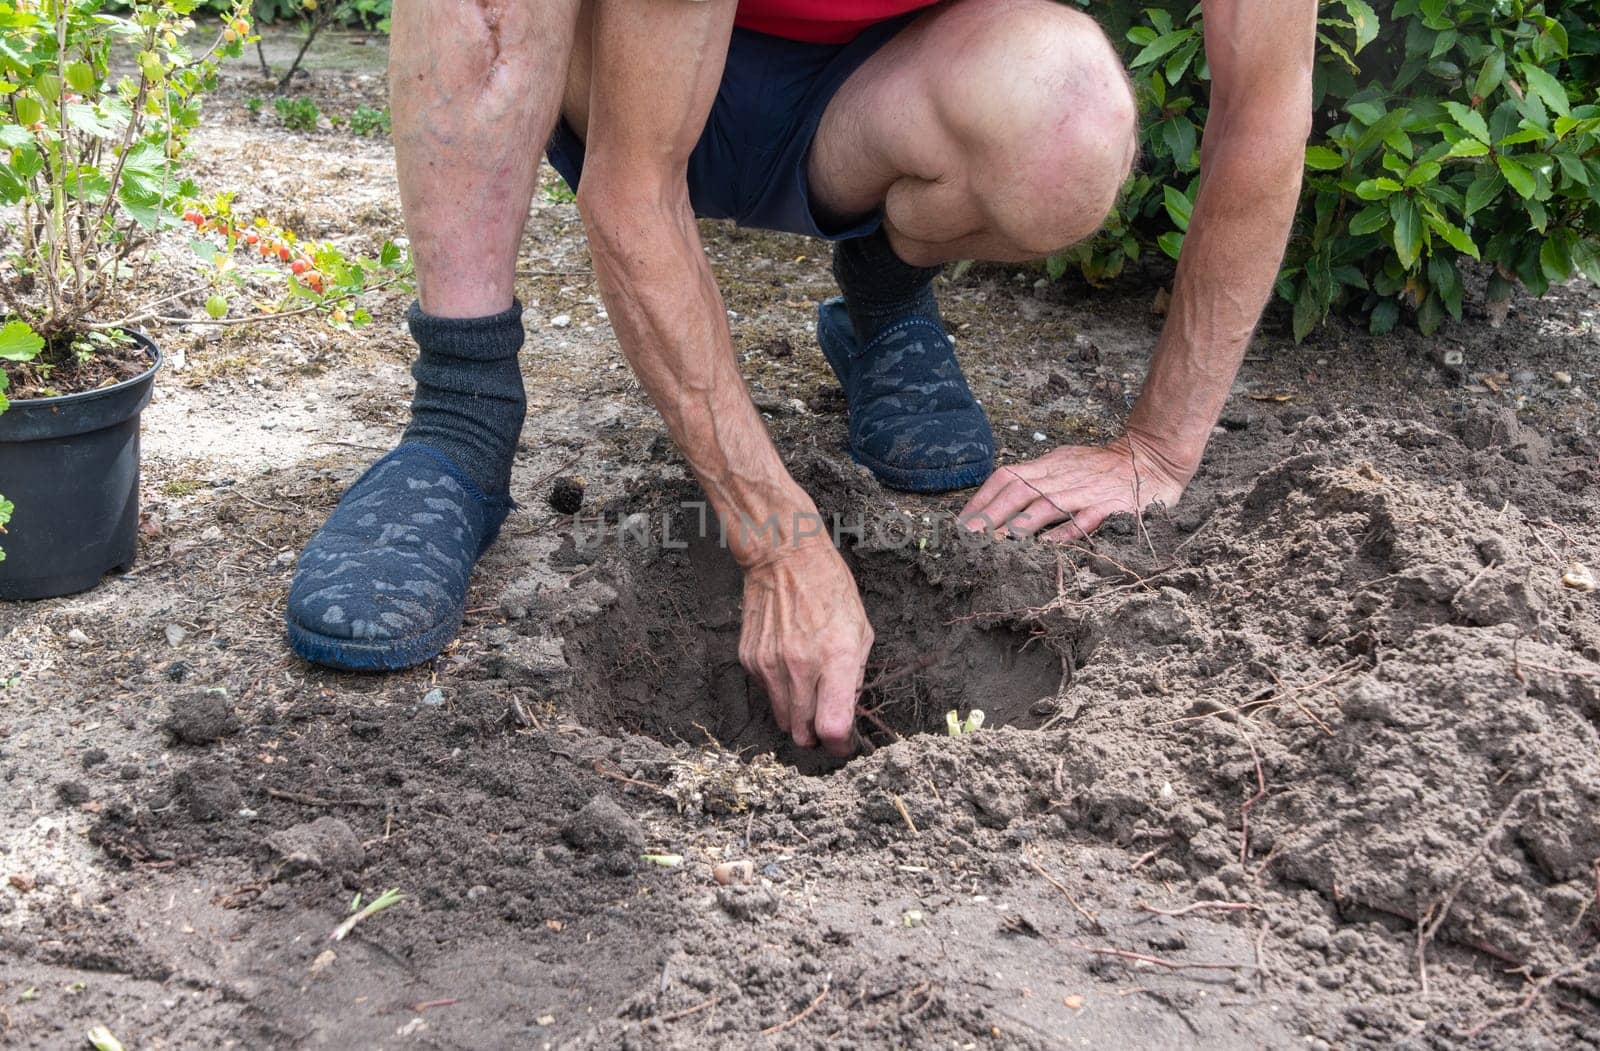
[165,691,240,745]
[265,817,365,874]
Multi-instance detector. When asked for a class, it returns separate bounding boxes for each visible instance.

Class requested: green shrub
[348,103,387,136]
[1059,1,1600,339]
[273,94,318,130]
[112,0,390,30]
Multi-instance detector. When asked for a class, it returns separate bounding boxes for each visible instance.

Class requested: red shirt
[736,0,937,43]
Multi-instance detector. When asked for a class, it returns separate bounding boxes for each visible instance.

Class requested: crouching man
[287,0,1315,755]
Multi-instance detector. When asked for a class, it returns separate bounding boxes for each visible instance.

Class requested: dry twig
[1071,943,1253,973]
[1027,848,1103,933]
[1415,789,1536,996]
[1237,731,1267,865]
[760,978,830,1036]
[1135,900,1262,919]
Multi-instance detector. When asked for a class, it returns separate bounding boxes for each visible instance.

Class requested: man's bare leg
[286,2,581,672]
[810,0,1137,267]
[394,0,579,316]
[799,0,1136,504]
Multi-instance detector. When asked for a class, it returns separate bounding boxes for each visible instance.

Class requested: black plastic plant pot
[0,331,161,601]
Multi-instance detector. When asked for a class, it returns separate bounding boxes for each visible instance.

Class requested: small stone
[549,314,571,329]
[561,797,645,857]
[1032,431,1047,442]
[902,908,924,928]
[713,860,755,886]
[1553,371,1572,386]
[422,688,446,707]
[81,748,108,770]
[275,550,295,565]
[164,623,188,647]
[1511,369,1537,385]
[466,884,490,900]
[547,475,585,515]
[56,781,91,805]
[1561,563,1596,592]
[65,628,90,647]
[1297,924,1331,951]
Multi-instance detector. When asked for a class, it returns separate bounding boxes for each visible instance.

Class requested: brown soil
[6,333,150,402]
[2,27,1599,1051]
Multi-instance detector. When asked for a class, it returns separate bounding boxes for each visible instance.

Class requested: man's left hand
[958,433,1191,541]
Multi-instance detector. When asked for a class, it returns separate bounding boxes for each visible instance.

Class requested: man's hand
[970,0,1314,544]
[739,539,873,756]
[959,432,1190,541]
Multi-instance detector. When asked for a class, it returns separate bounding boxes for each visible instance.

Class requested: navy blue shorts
[546,15,916,241]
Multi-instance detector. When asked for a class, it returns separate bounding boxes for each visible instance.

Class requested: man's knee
[960,2,1138,257]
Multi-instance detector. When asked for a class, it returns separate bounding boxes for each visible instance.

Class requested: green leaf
[1464,168,1503,216]
[1425,215,1479,260]
[0,320,43,363]
[1341,0,1379,54]
[1349,204,1390,236]
[1130,29,1192,69]
[1369,297,1400,335]
[1304,145,1344,171]
[1473,51,1506,100]
[1159,117,1198,170]
[1443,101,1490,144]
[1162,185,1192,232]
[1444,137,1488,158]
[1496,156,1536,198]
[1554,151,1589,187]
[1519,63,1569,118]
[64,101,119,138]
[1355,177,1402,200]
[1572,241,1600,286]
[64,61,95,95]
[1417,288,1445,335]
[1539,232,1574,282]
[1157,230,1185,260]
[1390,195,1423,269]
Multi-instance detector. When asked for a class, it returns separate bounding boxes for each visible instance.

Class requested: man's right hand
[738,538,873,756]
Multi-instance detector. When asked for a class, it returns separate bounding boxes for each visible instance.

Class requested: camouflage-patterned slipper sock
[816,297,995,493]
[286,444,512,671]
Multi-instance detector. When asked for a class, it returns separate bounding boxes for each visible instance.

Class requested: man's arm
[578,0,872,755]
[961,0,1316,539]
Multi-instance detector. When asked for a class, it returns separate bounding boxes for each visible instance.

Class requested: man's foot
[286,444,511,671]
[816,296,995,493]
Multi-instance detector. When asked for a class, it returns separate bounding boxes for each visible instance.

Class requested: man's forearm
[581,193,815,566]
[1128,122,1306,475]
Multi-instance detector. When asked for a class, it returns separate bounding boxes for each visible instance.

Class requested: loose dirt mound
[74,408,1599,1049]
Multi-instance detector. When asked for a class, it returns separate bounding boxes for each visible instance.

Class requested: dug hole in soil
[2,34,1599,1050]
[561,465,1068,773]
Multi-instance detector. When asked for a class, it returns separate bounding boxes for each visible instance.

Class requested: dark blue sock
[285,302,524,672]
[818,229,993,494]
[831,227,944,344]
[401,300,526,497]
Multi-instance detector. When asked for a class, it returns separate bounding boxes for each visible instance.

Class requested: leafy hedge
[112,0,389,28]
[1057,1,1600,339]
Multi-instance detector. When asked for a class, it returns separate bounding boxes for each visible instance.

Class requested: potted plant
[0,0,249,599]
